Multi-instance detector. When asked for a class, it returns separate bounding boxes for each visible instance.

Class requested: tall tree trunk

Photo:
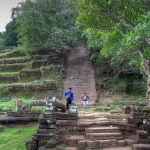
[138,49,150,106]
[146,75,150,107]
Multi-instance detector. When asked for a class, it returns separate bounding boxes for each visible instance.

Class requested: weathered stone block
[132,144,150,150]
[111,139,118,146]
[121,106,131,114]
[127,116,135,124]
[137,130,149,139]
[78,140,87,149]
[38,147,45,150]
[46,140,58,148]
[65,136,85,146]
[30,101,46,107]
[86,140,98,148]
[86,133,122,140]
[39,124,56,129]
[125,139,137,145]
[55,135,66,144]
[98,140,114,148]
[67,126,78,131]
[38,118,56,124]
[118,140,126,146]
[26,140,37,150]
[33,133,54,140]
[38,140,47,147]
[37,129,56,134]
[56,120,77,126]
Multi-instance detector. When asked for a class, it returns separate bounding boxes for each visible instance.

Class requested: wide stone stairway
[63,44,97,105]
[24,44,150,150]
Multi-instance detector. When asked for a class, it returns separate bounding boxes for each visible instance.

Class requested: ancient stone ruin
[26,97,78,150]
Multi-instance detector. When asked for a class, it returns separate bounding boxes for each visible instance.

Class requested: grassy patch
[0,124,38,150]
[22,68,40,71]
[0,56,30,61]
[0,97,48,112]
[0,51,13,56]
[0,84,8,88]
[0,98,31,111]
[0,72,19,75]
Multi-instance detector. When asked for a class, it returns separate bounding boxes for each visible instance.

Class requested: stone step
[65,135,85,146]
[78,139,116,149]
[79,113,108,119]
[79,118,108,122]
[103,147,132,150]
[78,139,137,149]
[77,120,110,127]
[57,147,77,150]
[86,132,123,140]
[85,127,120,133]
[132,144,150,150]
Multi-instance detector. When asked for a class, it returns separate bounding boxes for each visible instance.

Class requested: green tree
[5,20,18,46]
[77,0,150,103]
[14,0,81,52]
[0,38,6,48]
[0,32,6,48]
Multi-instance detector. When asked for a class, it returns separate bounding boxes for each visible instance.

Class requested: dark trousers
[66,99,72,109]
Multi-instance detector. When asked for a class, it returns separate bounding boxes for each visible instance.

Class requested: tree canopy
[14,0,81,52]
[77,0,150,77]
[5,20,18,46]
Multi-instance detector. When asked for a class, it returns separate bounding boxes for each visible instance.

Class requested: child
[81,93,90,109]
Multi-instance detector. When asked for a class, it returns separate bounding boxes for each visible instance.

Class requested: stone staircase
[57,116,136,150]
[55,113,138,150]
[63,44,97,105]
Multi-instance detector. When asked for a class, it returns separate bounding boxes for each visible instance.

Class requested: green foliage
[0,125,38,150]
[5,20,18,46]
[0,51,13,56]
[13,46,35,54]
[14,0,81,52]
[77,0,150,75]
[0,38,6,48]
[25,62,32,68]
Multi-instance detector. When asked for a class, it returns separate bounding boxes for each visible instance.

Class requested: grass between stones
[0,56,30,61]
[0,124,38,150]
[0,72,19,75]
[0,51,13,56]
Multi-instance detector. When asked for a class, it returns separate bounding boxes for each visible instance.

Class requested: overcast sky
[0,0,24,32]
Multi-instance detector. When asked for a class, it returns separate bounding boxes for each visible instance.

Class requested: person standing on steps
[64,87,74,110]
[81,93,90,109]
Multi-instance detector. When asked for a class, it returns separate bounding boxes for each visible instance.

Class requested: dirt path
[63,44,97,104]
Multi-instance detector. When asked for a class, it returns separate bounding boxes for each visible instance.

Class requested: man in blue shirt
[64,87,74,110]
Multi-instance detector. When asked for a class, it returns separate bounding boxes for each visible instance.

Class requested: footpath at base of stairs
[62,44,97,104]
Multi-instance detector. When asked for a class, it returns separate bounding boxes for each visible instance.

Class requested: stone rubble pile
[26,97,78,150]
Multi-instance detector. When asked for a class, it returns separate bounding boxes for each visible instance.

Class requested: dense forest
[0,0,150,102]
